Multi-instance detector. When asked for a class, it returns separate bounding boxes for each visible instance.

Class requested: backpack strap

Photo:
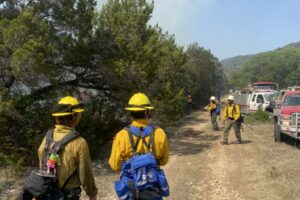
[51,131,80,154]
[233,104,236,114]
[42,129,79,170]
[149,126,156,154]
[226,104,228,117]
[126,125,157,155]
[61,170,77,190]
[233,104,239,116]
[42,129,55,170]
[140,130,151,153]
[45,129,54,149]
[125,127,140,156]
[144,124,156,154]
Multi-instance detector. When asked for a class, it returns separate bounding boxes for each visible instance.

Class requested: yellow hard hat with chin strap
[52,96,85,117]
[125,93,154,111]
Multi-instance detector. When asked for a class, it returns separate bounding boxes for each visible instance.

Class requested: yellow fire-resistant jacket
[223,103,240,121]
[109,119,169,172]
[206,103,217,111]
[38,125,98,197]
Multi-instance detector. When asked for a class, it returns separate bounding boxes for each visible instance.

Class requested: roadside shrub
[246,108,271,124]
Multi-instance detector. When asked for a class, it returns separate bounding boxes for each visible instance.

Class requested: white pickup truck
[232,91,275,114]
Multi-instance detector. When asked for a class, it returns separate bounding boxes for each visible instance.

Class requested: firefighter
[204,96,219,131]
[187,94,193,113]
[222,95,242,144]
[44,96,98,199]
[109,92,169,199]
[17,96,98,200]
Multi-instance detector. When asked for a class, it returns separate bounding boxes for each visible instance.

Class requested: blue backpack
[215,104,221,115]
[114,125,169,200]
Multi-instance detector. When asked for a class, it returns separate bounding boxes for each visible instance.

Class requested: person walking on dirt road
[222,95,242,144]
[17,96,98,200]
[109,92,169,200]
[187,94,193,113]
[204,96,219,131]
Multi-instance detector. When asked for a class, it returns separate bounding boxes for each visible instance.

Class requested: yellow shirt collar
[130,119,150,127]
[54,124,75,134]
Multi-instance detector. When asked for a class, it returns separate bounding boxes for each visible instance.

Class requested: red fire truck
[252,82,278,92]
[274,90,300,142]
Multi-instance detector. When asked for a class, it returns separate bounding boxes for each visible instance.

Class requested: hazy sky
[97,0,300,60]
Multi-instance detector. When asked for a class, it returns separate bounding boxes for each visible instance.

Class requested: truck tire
[266,107,273,112]
[274,124,282,142]
[273,116,278,123]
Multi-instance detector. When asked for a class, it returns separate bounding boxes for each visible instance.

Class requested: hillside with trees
[229,46,300,89]
[221,55,252,71]
[221,41,300,78]
[282,41,300,49]
[0,0,226,167]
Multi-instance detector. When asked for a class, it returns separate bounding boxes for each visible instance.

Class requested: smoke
[149,0,216,45]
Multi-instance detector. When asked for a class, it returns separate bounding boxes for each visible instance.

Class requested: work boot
[220,141,228,145]
[236,140,242,144]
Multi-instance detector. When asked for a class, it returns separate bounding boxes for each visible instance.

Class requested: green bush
[0,0,226,169]
[246,108,271,124]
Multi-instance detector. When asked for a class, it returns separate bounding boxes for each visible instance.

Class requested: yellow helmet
[125,93,154,111]
[52,96,85,117]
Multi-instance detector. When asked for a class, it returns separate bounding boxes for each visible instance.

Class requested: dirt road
[163,111,300,200]
[3,111,300,199]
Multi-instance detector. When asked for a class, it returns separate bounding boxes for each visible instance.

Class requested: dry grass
[0,167,27,200]
[235,124,300,200]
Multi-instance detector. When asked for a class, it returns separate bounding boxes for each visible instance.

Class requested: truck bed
[232,93,251,114]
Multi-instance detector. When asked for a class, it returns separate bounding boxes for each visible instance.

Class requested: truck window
[252,94,257,102]
[253,85,274,90]
[284,94,300,106]
[257,94,264,103]
[264,94,274,102]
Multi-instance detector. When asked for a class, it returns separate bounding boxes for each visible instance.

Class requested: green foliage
[98,0,154,75]
[76,96,127,159]
[282,41,300,49]
[221,55,252,74]
[0,0,226,168]
[246,109,271,124]
[0,95,40,168]
[97,0,189,122]
[183,43,225,105]
[229,47,300,89]
[0,151,25,171]
[0,0,23,19]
